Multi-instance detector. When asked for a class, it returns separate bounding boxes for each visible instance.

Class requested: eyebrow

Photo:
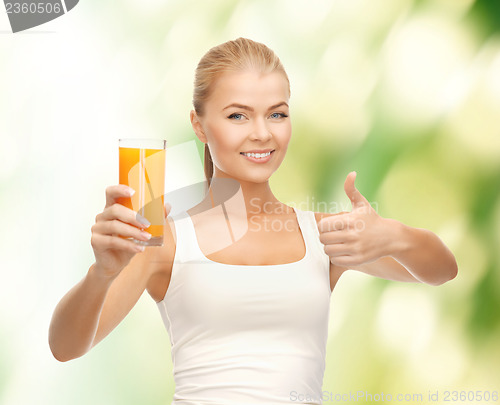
[222,102,289,112]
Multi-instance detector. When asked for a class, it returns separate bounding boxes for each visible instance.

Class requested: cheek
[205,123,242,158]
[276,123,292,148]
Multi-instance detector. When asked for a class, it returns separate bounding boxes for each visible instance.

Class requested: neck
[195,175,290,218]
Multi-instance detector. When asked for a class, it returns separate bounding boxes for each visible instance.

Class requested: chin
[249,170,277,183]
[229,170,274,184]
[215,156,282,184]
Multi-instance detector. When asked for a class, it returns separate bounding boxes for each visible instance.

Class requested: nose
[249,117,272,142]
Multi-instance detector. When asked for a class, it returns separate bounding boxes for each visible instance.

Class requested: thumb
[344,171,368,210]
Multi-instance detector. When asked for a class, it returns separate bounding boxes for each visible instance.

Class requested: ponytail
[204,143,214,187]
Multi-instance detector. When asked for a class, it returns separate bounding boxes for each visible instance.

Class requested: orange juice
[118,139,166,246]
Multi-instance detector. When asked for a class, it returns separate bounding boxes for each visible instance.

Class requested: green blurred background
[0,0,499,404]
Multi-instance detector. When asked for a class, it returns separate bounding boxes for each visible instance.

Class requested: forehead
[207,70,290,108]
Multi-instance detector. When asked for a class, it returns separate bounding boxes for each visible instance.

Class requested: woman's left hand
[317,171,397,267]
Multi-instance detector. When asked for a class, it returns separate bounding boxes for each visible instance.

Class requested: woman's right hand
[90,185,153,279]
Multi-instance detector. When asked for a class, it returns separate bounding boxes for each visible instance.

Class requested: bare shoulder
[145,215,177,303]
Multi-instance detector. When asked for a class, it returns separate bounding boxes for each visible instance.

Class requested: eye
[269,112,289,119]
[228,113,245,120]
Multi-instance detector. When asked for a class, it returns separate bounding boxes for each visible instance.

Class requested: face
[191,70,291,185]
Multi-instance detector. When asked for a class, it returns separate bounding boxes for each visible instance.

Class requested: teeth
[242,151,272,158]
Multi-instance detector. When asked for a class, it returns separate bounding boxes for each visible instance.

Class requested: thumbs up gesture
[317,171,392,267]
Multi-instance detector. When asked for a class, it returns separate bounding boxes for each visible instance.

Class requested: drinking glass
[118,138,166,246]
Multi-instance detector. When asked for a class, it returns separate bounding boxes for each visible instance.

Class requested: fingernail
[141,231,152,240]
[137,214,151,228]
[126,187,135,197]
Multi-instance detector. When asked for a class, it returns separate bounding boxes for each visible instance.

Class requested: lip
[240,149,275,154]
[240,149,275,164]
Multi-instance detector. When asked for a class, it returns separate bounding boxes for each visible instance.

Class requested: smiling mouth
[240,150,275,158]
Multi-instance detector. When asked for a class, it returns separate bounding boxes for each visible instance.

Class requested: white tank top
[157,207,332,405]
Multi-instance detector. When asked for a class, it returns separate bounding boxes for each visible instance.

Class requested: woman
[49,38,458,404]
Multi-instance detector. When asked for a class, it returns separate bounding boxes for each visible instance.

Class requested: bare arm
[48,254,153,362]
[318,212,429,286]
[346,218,458,285]
[318,172,458,287]
[48,185,172,362]
[49,263,121,361]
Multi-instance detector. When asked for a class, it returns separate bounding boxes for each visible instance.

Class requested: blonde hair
[193,37,290,187]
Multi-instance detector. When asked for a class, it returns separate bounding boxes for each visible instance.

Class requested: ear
[190,110,207,143]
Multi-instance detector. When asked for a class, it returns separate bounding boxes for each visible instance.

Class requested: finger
[329,255,359,267]
[97,203,151,230]
[324,243,352,258]
[317,215,348,233]
[319,230,348,245]
[105,185,135,208]
[92,219,152,242]
[344,171,369,210]
[164,201,172,218]
[92,233,145,254]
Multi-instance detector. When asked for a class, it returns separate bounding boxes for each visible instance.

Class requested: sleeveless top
[156,207,332,405]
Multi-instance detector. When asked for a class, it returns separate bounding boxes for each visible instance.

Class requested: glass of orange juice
[118,138,167,247]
